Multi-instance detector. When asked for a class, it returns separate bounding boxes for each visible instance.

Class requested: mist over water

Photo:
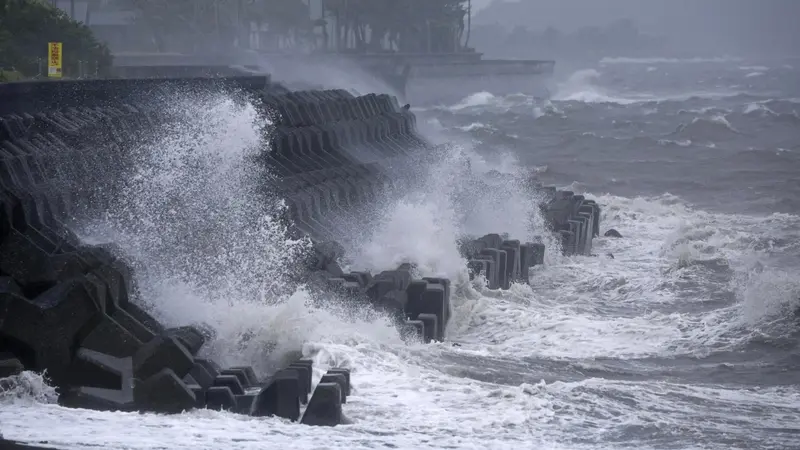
[3,56,800,450]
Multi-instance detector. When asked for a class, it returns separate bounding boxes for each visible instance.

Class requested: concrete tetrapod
[0,75,604,427]
[0,78,425,420]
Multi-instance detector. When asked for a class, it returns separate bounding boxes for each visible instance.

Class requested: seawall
[0,75,599,425]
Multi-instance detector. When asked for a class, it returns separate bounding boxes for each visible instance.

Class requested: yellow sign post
[48,42,62,78]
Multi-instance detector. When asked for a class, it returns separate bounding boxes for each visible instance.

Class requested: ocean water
[2,57,800,450]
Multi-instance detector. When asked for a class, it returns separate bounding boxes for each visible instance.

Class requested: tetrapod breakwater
[0,75,600,428]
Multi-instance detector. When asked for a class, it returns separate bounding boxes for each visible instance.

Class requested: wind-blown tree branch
[0,0,112,79]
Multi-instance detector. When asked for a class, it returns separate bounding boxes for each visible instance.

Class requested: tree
[250,0,311,49]
[0,0,112,78]
[130,0,221,52]
[128,0,312,52]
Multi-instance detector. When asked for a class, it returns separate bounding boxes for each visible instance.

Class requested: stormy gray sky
[472,0,800,57]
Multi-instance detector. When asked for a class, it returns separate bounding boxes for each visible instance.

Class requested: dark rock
[604,229,623,238]
[301,382,343,426]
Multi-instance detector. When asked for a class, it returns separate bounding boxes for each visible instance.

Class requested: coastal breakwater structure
[0,75,599,427]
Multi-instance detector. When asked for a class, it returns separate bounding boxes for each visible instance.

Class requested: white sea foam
[450,91,498,110]
[75,93,323,375]
[553,69,637,104]
[449,192,800,362]
[739,65,769,72]
[600,56,744,65]
[457,122,492,132]
[743,102,777,116]
[552,69,748,105]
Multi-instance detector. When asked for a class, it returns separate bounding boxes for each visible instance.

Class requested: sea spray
[0,371,58,406]
[344,135,561,337]
[74,92,353,374]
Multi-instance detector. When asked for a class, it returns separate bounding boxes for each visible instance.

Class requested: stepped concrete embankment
[0,75,599,423]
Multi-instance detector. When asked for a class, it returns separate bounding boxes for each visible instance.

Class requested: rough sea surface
[2,57,799,450]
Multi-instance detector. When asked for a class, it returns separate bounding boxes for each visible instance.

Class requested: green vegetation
[0,0,112,79]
